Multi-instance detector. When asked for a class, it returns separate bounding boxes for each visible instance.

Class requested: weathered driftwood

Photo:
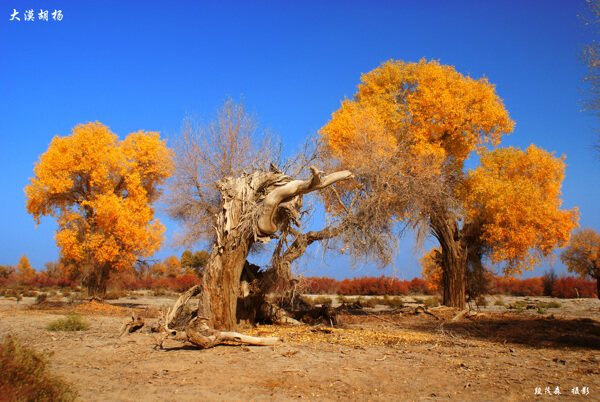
[165,285,201,333]
[119,312,145,336]
[185,317,279,349]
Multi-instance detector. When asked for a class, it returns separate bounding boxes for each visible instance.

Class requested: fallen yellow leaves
[245,325,435,347]
[73,300,126,316]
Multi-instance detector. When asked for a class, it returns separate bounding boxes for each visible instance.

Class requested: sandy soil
[0,295,599,401]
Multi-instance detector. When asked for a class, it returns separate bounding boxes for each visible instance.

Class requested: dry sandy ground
[0,295,599,401]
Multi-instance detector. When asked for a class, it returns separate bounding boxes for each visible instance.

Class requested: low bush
[47,314,90,332]
[301,276,338,294]
[494,299,506,307]
[0,336,77,401]
[300,296,314,306]
[2,288,19,298]
[35,293,48,304]
[475,295,488,307]
[423,296,440,308]
[357,296,377,308]
[313,296,333,306]
[536,301,562,309]
[104,289,126,300]
[552,277,597,298]
[508,300,528,312]
[381,295,404,308]
[336,295,350,304]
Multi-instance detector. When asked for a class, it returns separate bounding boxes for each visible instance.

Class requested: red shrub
[491,275,596,298]
[169,274,200,292]
[336,276,409,296]
[301,276,338,294]
[151,275,200,292]
[552,277,597,298]
[408,278,429,295]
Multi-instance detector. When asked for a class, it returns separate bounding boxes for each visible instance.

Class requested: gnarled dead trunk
[168,167,352,336]
[197,241,253,330]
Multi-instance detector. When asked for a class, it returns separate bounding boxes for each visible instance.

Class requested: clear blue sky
[1,0,597,280]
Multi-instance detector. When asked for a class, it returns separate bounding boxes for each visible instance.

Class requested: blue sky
[1,0,598,280]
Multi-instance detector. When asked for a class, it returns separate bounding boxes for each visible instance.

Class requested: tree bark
[431,215,467,309]
[86,262,110,297]
[596,277,600,300]
[197,240,252,331]
[441,242,466,309]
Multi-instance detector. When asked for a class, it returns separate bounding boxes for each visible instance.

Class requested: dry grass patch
[0,336,77,401]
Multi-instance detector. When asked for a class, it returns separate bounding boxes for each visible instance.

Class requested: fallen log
[186,317,280,348]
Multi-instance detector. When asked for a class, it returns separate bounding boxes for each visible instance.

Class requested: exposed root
[159,286,280,349]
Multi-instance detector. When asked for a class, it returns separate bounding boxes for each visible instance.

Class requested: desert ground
[0,293,599,401]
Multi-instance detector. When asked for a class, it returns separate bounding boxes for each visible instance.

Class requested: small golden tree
[25,122,173,296]
[16,254,35,284]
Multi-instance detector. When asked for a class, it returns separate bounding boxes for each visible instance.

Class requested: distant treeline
[1,256,596,298]
[300,275,598,298]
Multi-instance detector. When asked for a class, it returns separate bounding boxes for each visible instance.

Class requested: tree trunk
[596,277,599,300]
[86,262,110,297]
[197,240,252,331]
[441,242,466,309]
[431,214,467,309]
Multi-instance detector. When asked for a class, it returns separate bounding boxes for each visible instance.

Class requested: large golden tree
[321,59,579,308]
[25,122,173,295]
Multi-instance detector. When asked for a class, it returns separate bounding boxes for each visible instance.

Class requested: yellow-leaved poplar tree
[16,254,36,284]
[420,248,442,293]
[25,122,173,296]
[560,228,600,299]
[460,145,579,275]
[321,59,578,308]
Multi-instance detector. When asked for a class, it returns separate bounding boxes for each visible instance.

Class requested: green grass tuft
[537,301,562,309]
[423,297,440,308]
[47,314,90,332]
[313,296,333,306]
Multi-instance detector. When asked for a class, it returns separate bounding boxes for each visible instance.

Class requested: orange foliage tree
[420,248,442,293]
[560,228,600,299]
[16,254,35,284]
[321,59,578,308]
[25,122,173,296]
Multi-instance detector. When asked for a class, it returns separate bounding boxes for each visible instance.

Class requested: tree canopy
[25,122,173,295]
[560,227,600,299]
[321,59,578,308]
